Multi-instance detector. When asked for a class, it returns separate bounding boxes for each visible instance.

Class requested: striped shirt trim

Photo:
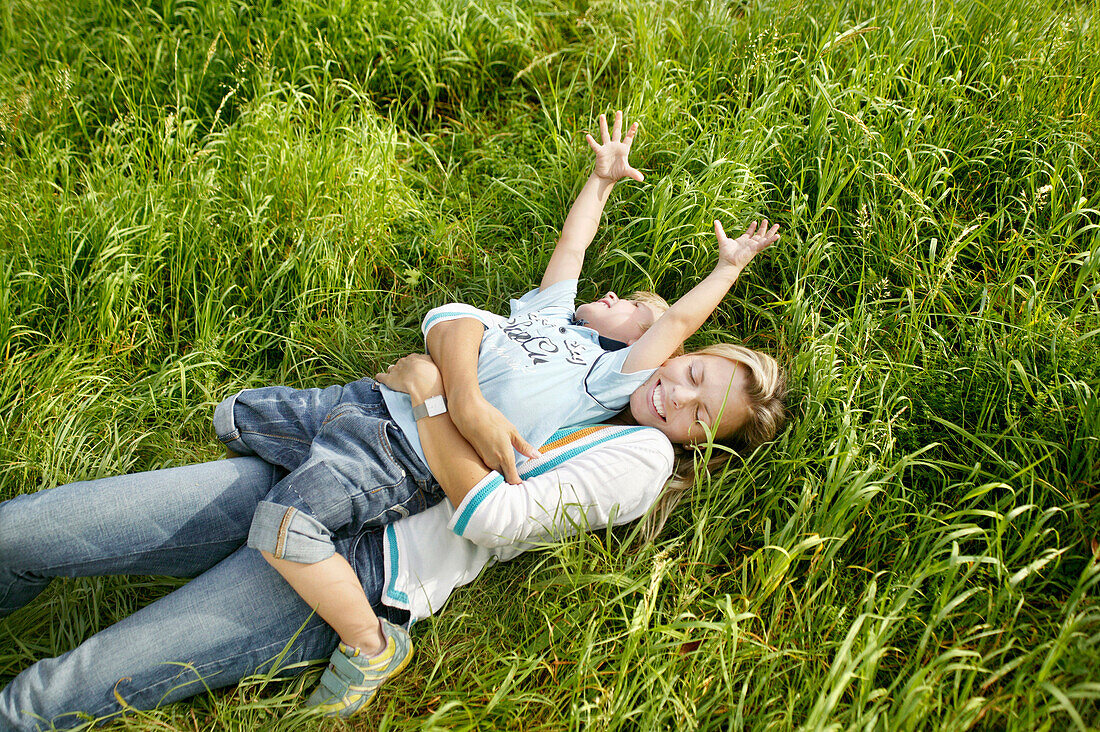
[451,425,648,536]
[384,524,409,605]
[422,309,493,333]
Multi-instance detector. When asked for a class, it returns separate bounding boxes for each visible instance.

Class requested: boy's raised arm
[540,111,644,290]
[621,219,780,374]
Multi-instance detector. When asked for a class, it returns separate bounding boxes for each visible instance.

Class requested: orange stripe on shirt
[537,425,611,454]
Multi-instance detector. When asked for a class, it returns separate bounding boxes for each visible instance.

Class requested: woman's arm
[378,356,676,549]
[425,318,538,485]
[376,354,494,508]
[449,424,675,549]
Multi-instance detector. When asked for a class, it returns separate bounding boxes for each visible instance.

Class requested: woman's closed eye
[693,362,710,424]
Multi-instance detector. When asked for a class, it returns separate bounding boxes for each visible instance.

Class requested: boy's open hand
[714,219,780,274]
[587,111,644,183]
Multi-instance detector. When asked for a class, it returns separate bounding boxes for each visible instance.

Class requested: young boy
[386,111,671,485]
[223,111,779,716]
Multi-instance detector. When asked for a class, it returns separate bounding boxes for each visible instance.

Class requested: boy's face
[574,292,659,345]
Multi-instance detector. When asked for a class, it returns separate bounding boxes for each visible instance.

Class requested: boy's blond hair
[628,290,685,356]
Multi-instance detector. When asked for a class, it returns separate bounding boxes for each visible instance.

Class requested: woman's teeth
[652,383,666,420]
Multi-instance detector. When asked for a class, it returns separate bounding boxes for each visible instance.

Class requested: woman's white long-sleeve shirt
[380,424,675,623]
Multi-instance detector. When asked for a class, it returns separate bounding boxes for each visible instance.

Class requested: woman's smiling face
[628,354,750,444]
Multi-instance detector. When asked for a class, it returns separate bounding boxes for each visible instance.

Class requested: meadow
[0,0,1097,728]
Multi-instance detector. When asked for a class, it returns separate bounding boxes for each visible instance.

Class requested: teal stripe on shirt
[384,524,409,604]
[423,310,485,331]
[451,426,647,536]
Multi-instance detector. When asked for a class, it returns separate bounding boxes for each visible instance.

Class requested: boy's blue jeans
[216,378,442,563]
[0,377,423,730]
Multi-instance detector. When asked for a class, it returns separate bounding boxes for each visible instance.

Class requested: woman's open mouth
[651,381,666,420]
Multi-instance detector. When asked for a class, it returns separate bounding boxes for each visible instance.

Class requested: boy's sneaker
[305,619,413,717]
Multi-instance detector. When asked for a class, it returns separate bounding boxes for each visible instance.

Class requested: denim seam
[237,429,312,446]
[83,623,334,720]
[376,422,397,464]
[24,540,252,575]
[323,403,366,426]
[274,506,297,559]
[321,402,385,428]
[363,471,404,496]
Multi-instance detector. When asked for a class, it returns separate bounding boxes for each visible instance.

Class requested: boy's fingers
[624,122,639,146]
[629,167,645,182]
[585,133,600,153]
[598,113,610,143]
[714,220,727,241]
[612,110,623,141]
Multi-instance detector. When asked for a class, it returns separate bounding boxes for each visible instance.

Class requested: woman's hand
[377,354,539,484]
[448,391,541,485]
[714,219,780,275]
[376,354,444,404]
[587,111,644,184]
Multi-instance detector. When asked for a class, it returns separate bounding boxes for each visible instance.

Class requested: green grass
[1,0,1098,728]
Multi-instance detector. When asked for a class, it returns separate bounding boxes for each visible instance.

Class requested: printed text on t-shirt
[500,314,589,367]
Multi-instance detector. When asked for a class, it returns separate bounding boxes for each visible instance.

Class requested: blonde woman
[0,337,785,730]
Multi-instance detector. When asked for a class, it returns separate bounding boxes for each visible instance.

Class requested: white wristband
[412,394,447,421]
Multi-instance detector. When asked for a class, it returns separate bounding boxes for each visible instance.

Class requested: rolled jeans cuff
[247,500,336,564]
[214,390,252,456]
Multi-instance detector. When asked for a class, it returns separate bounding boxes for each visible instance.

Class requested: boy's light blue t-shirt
[381,279,656,466]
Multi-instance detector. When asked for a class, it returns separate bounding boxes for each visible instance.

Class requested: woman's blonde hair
[640,343,788,541]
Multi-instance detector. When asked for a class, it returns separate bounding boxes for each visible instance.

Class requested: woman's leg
[0,457,278,616]
[0,543,339,731]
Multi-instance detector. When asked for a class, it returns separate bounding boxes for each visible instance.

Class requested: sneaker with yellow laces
[305,619,413,717]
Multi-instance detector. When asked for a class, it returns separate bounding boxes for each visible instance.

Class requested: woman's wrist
[408,383,443,405]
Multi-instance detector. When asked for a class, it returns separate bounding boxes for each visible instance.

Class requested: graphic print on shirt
[500,314,589,367]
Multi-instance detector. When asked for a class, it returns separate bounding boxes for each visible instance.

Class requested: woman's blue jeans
[0,457,400,731]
